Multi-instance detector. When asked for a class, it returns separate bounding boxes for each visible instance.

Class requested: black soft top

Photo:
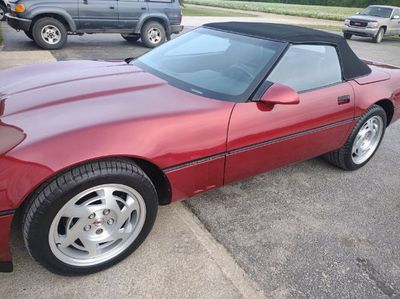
[204,22,371,80]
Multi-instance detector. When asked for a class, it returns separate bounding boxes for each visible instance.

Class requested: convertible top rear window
[133,28,286,102]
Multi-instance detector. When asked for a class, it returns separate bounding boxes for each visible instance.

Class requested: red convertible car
[1,22,400,275]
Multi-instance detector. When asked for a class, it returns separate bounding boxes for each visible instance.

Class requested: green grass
[183,6,255,17]
[185,0,360,21]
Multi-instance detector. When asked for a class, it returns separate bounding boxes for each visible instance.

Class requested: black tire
[0,4,6,22]
[121,34,140,42]
[140,21,166,48]
[22,159,158,275]
[32,17,68,50]
[323,105,387,171]
[25,30,34,41]
[344,32,352,40]
[373,27,384,43]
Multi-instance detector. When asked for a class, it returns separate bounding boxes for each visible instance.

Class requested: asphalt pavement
[1,15,400,299]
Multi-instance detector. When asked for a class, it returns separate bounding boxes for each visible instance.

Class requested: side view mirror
[392,15,400,19]
[259,83,300,106]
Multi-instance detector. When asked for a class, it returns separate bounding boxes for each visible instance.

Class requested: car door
[78,0,119,30]
[117,0,148,30]
[225,44,355,184]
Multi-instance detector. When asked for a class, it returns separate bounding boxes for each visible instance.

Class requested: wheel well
[375,99,394,125]
[381,26,387,33]
[129,158,172,205]
[32,14,71,31]
[142,17,168,33]
[17,157,172,219]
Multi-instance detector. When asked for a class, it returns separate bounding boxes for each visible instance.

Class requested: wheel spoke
[117,195,140,228]
[61,204,97,218]
[80,238,98,257]
[55,218,86,249]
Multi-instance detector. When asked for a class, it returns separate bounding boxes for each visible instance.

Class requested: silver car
[342,5,400,43]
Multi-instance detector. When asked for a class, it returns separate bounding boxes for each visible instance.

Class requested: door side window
[267,44,343,92]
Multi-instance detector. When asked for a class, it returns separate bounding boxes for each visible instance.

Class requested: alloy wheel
[351,115,384,165]
[147,28,162,44]
[41,25,62,45]
[48,184,146,267]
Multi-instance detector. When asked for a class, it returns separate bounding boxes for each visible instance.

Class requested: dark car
[5,0,183,49]
[1,23,400,275]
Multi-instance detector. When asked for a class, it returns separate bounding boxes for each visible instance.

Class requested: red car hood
[0,60,169,117]
[0,60,234,168]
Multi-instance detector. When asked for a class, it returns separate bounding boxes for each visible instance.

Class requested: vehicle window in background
[133,28,286,102]
[360,6,393,18]
[267,44,342,92]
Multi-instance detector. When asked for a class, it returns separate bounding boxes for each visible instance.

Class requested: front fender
[27,8,77,32]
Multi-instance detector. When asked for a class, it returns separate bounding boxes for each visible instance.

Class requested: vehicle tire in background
[344,33,352,40]
[0,4,6,22]
[25,30,34,40]
[121,34,140,43]
[32,17,68,50]
[372,27,384,43]
[141,21,166,48]
[22,159,158,275]
[323,105,387,171]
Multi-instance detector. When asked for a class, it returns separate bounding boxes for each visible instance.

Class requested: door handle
[109,6,115,9]
[338,95,351,105]
[141,7,147,10]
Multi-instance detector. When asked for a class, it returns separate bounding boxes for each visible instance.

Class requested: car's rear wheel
[22,159,158,275]
[323,105,386,170]
[0,4,6,22]
[121,34,140,43]
[141,21,166,48]
[32,17,68,50]
[344,32,352,40]
[373,27,384,43]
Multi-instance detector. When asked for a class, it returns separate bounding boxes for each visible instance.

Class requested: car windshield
[132,28,286,102]
[359,6,393,18]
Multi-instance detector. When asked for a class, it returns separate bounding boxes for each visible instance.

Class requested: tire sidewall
[374,28,384,43]
[25,167,158,275]
[32,18,68,50]
[141,21,166,48]
[344,106,387,170]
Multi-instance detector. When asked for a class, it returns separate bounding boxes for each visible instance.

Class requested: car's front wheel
[373,27,384,43]
[22,159,158,275]
[324,105,387,170]
[343,32,352,40]
[32,17,68,50]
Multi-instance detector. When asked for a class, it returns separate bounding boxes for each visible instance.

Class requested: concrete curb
[178,203,267,299]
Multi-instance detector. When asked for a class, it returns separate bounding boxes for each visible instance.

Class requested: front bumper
[6,13,32,32]
[170,25,184,34]
[342,25,378,37]
[0,212,14,273]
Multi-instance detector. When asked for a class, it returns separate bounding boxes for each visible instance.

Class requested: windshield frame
[132,28,288,103]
